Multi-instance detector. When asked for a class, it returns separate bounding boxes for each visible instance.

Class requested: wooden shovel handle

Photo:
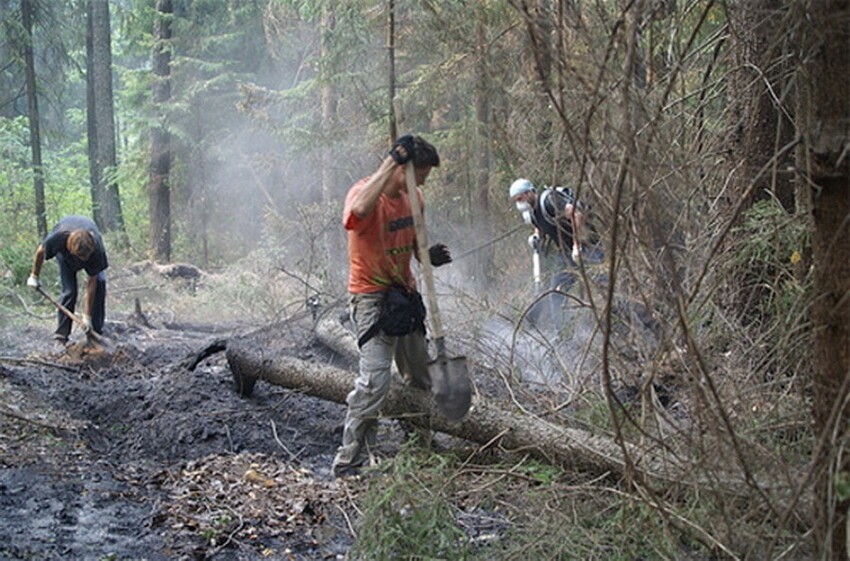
[405,162,444,341]
[36,286,106,344]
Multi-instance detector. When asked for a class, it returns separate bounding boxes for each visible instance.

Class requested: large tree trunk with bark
[86,0,125,236]
[725,0,796,324]
[387,0,397,141]
[320,4,343,289]
[727,0,795,213]
[796,2,850,559]
[471,15,496,287]
[20,0,47,239]
[148,0,173,263]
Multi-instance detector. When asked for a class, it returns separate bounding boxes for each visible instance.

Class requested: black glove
[389,134,415,165]
[429,243,452,267]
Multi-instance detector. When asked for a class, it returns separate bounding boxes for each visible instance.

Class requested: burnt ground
[0,261,693,561]
[0,266,425,561]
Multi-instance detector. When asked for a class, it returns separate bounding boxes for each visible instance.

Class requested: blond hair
[67,230,95,261]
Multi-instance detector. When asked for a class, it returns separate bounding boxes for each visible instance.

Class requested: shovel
[36,285,110,348]
[405,162,471,422]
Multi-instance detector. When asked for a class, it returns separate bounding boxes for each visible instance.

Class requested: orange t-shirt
[343,177,422,294]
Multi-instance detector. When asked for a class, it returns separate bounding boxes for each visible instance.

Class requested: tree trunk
[526,0,554,157]
[321,4,343,289]
[387,0,397,141]
[226,318,662,480]
[148,0,173,263]
[20,0,47,239]
[470,16,496,287]
[85,3,102,228]
[727,0,795,213]
[725,0,796,324]
[797,2,850,559]
[87,0,125,235]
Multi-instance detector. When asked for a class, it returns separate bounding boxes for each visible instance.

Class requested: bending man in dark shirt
[27,215,109,344]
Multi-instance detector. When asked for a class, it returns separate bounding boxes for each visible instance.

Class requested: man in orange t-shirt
[333,134,452,477]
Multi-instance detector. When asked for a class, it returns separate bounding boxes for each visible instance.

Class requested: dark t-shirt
[42,215,108,276]
[531,187,582,256]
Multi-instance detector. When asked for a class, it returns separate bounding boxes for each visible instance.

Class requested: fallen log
[225,317,682,482]
[225,312,810,536]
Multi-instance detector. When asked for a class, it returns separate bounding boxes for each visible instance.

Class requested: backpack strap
[539,189,559,227]
[358,320,383,348]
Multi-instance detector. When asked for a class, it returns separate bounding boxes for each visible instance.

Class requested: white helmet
[509,178,534,200]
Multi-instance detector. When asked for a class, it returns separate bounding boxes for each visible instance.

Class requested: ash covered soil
[0,265,416,561]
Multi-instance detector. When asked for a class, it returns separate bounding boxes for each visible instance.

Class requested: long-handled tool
[531,236,541,292]
[405,162,471,422]
[36,285,109,347]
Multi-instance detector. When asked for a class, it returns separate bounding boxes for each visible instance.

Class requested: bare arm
[85,275,98,316]
[348,155,400,219]
[30,245,45,277]
[565,204,585,251]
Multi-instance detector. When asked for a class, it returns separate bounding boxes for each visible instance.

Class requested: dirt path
[0,316,365,560]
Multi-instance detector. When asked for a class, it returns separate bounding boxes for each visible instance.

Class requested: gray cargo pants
[332,292,431,474]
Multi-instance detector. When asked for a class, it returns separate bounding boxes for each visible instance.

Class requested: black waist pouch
[358,285,427,347]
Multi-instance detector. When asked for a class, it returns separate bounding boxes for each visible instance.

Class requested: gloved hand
[428,243,452,267]
[572,244,581,263]
[26,274,41,290]
[80,313,92,334]
[389,134,415,165]
[528,234,539,250]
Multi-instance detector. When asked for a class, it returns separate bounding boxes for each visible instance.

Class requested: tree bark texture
[87,0,125,235]
[20,0,47,239]
[320,5,343,289]
[148,0,173,263]
[726,0,795,213]
[387,0,397,141]
[797,2,850,559]
[85,5,101,226]
[472,16,496,287]
[725,0,797,325]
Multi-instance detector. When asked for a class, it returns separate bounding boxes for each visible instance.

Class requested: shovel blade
[429,354,471,422]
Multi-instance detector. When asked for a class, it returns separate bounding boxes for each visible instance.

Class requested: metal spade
[405,162,471,422]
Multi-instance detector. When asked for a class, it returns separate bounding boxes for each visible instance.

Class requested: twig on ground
[335,502,357,539]
[0,407,70,434]
[2,288,51,320]
[270,419,300,463]
[207,503,245,554]
[0,356,79,372]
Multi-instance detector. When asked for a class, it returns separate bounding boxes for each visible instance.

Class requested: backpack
[539,186,581,228]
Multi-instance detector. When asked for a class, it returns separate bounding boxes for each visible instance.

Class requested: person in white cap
[509,178,591,326]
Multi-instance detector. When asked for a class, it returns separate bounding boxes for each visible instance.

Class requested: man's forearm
[350,156,397,218]
[85,276,98,316]
[31,245,45,277]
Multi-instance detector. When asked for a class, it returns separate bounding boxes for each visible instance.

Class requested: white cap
[509,178,534,200]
